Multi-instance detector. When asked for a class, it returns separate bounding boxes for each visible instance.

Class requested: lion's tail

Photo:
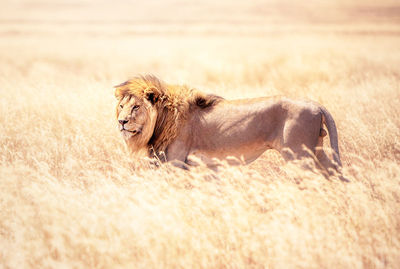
[320,106,342,167]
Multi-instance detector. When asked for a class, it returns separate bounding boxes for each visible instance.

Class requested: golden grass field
[1,0,400,268]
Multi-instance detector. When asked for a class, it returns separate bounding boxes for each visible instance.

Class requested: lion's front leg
[165,139,191,168]
[186,152,220,171]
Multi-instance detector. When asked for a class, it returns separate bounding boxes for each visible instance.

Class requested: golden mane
[114,75,222,157]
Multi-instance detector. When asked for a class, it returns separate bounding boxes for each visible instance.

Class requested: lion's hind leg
[315,136,349,182]
[279,118,320,163]
[279,117,336,177]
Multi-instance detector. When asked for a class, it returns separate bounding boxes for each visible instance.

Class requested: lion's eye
[132,105,140,111]
[119,104,123,109]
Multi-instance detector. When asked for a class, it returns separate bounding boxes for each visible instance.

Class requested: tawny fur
[115,75,342,174]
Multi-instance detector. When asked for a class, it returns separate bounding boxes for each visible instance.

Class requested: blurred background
[1,0,399,93]
[2,0,400,32]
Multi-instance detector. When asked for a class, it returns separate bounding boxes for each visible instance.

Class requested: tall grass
[1,0,400,268]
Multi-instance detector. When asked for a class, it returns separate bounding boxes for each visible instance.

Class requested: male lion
[115,75,342,175]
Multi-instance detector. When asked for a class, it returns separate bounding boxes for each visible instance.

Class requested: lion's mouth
[121,128,141,135]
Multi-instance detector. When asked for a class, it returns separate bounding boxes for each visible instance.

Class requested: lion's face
[116,95,157,145]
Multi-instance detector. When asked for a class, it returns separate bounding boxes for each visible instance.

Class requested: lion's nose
[119,120,128,126]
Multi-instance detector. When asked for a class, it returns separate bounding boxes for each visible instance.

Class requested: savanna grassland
[1,0,400,268]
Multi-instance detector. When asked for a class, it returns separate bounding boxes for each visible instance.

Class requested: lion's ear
[145,87,159,104]
[147,93,156,103]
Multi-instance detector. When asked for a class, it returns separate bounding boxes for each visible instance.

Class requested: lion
[115,75,342,176]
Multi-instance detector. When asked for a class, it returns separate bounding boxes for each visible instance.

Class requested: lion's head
[116,91,157,145]
[114,75,222,157]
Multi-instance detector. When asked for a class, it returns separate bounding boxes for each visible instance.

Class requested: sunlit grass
[1,0,400,268]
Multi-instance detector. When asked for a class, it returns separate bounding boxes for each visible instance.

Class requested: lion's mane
[114,75,222,156]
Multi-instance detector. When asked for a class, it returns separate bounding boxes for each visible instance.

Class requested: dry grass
[1,0,400,268]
